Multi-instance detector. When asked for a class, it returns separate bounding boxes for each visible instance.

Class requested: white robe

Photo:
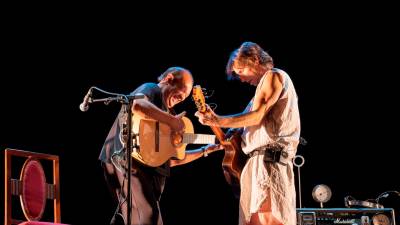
[239,69,300,225]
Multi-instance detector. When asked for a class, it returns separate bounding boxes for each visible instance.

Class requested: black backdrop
[1,5,399,225]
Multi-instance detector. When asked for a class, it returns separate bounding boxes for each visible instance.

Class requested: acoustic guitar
[192,85,247,187]
[124,114,217,167]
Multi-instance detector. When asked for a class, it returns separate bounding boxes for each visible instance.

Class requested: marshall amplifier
[297,208,396,225]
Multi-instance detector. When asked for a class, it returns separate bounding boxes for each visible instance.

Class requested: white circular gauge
[312,184,332,203]
[372,214,390,225]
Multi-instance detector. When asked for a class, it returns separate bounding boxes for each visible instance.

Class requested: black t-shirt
[99,83,170,176]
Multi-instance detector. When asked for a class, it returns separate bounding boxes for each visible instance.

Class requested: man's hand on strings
[170,111,186,133]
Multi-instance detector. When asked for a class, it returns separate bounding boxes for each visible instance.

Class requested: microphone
[79,88,92,112]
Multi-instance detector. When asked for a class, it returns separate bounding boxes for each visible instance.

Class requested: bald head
[158,67,194,108]
[158,67,193,86]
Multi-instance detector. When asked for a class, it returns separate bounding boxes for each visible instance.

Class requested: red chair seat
[19,222,68,225]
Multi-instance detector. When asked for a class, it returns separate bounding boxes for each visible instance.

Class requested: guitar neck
[183,133,216,144]
[209,126,226,143]
[192,85,228,144]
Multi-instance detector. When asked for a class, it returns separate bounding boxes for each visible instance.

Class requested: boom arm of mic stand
[90,94,145,105]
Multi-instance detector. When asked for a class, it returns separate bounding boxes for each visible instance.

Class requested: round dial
[312,184,332,203]
[372,214,390,225]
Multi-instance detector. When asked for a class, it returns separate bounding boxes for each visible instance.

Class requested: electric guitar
[192,85,248,187]
[118,113,217,167]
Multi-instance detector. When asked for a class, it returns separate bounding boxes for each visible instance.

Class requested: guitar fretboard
[183,133,216,144]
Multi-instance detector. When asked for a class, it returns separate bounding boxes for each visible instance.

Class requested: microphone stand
[123,96,134,225]
[84,89,144,225]
[122,95,140,225]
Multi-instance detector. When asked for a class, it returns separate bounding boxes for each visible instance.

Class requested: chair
[4,148,68,225]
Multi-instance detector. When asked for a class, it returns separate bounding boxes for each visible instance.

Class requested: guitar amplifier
[297,208,396,225]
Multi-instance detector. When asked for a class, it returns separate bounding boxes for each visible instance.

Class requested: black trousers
[102,161,166,225]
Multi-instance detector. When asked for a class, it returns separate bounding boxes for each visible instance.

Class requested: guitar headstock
[192,85,207,113]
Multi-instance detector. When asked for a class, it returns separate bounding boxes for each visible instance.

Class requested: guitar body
[209,125,247,188]
[131,115,194,167]
[221,132,247,186]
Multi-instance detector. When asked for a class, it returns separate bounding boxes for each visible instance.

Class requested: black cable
[376,190,400,204]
